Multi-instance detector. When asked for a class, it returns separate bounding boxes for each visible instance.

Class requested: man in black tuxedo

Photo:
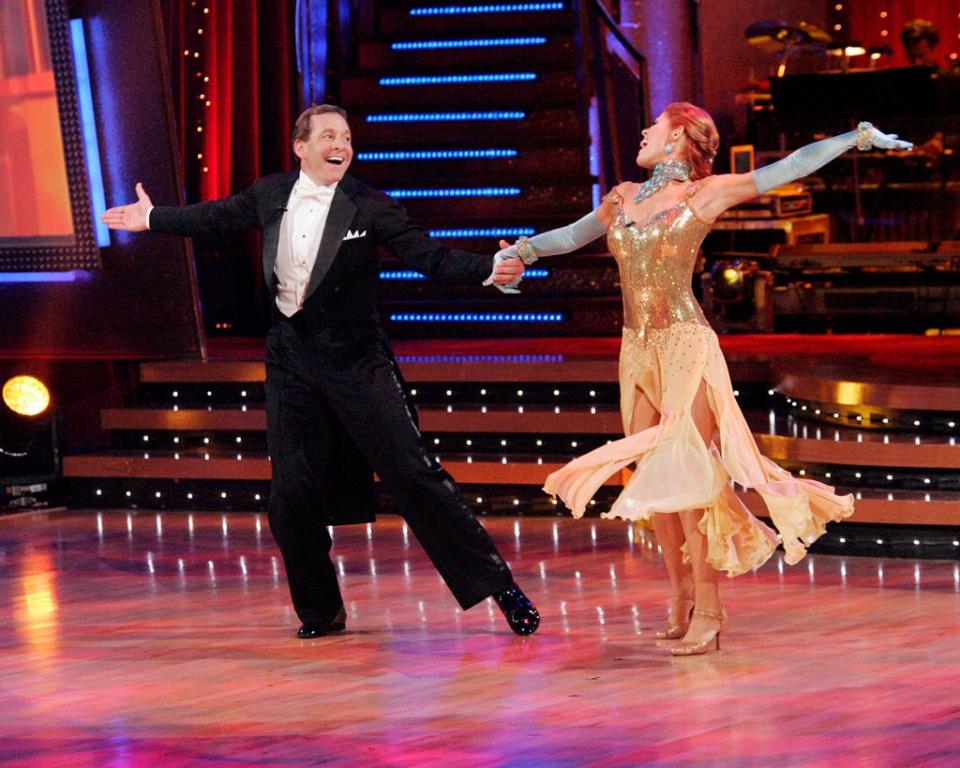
[102,104,540,637]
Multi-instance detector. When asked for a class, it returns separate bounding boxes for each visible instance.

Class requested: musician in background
[900,19,945,71]
[898,20,958,160]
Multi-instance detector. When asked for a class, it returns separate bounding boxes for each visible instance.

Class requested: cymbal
[746,19,832,54]
[796,21,833,45]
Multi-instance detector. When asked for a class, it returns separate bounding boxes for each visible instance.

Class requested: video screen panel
[0,0,100,270]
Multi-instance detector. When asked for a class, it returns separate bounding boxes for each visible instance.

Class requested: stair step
[97,407,960,470]
[376,257,621,299]
[104,408,266,431]
[381,296,623,337]
[340,71,579,110]
[65,457,960,528]
[378,4,574,37]
[386,217,608,246]
[63,452,579,485]
[101,406,622,434]
[353,143,589,186]
[381,225,605,254]
[65,452,273,481]
[136,348,779,386]
[352,107,583,145]
[358,34,575,72]
[137,356,624,385]
[384,182,593,221]
[58,453,960,526]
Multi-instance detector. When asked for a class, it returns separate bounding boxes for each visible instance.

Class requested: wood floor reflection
[1,510,958,767]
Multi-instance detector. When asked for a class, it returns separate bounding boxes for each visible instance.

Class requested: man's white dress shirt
[274,172,338,317]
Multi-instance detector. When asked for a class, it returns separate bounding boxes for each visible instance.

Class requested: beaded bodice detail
[608,188,712,336]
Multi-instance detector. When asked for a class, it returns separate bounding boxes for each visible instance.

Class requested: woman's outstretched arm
[691,123,914,222]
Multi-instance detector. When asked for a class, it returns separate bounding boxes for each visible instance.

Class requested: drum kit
[745,19,891,76]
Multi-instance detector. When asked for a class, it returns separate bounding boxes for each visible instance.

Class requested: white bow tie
[295,179,335,203]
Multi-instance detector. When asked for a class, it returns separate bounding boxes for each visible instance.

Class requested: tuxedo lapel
[261,173,297,288]
[303,183,358,301]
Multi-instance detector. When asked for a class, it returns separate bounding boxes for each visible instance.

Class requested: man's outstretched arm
[101,183,262,238]
[373,194,524,288]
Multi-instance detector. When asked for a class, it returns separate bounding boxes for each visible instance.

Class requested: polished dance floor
[2,510,959,767]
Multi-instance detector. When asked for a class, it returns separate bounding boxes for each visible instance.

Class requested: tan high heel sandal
[669,606,727,656]
[655,597,695,639]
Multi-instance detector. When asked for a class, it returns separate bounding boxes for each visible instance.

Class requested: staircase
[335,0,622,338]
[61,344,960,558]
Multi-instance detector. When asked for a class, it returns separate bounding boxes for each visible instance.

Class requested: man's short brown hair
[901,18,939,49]
[291,104,349,145]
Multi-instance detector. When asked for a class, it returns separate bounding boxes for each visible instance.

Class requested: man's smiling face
[294,112,353,186]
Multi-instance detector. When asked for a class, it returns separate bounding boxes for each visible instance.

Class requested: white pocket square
[343,229,367,241]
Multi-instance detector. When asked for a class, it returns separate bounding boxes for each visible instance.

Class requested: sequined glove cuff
[516,237,538,265]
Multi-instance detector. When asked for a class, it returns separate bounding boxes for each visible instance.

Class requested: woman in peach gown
[494,103,911,655]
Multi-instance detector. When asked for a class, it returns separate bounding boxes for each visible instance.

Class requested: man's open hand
[100,182,153,232]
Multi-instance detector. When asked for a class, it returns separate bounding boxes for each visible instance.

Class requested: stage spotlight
[710,260,756,303]
[3,375,51,416]
[703,258,769,331]
[1,375,60,512]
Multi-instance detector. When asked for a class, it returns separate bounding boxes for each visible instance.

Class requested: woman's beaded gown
[543,182,854,575]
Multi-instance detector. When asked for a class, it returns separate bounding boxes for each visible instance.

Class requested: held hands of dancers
[482,246,526,294]
[483,250,526,293]
[100,182,153,232]
[752,122,914,195]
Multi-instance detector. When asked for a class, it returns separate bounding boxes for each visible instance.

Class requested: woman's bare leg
[653,513,695,634]
[628,388,694,632]
[677,380,725,646]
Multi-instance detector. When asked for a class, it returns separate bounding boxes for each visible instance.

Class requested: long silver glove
[483,210,608,292]
[753,122,913,194]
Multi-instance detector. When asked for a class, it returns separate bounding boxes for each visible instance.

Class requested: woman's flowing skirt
[544,322,854,576]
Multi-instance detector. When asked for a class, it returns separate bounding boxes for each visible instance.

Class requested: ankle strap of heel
[693,607,726,622]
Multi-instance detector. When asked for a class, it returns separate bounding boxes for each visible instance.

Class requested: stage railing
[576,0,648,193]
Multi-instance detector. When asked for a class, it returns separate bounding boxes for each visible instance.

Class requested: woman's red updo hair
[662,102,719,181]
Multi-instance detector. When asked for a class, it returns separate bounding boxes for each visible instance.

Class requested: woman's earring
[664,142,674,155]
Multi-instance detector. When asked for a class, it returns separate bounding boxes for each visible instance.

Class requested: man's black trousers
[265,317,514,624]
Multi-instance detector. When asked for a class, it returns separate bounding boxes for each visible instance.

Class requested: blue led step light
[380,72,537,86]
[387,187,521,198]
[409,3,564,16]
[366,111,526,123]
[391,37,547,50]
[380,269,548,280]
[428,227,535,238]
[357,149,518,161]
[390,312,565,323]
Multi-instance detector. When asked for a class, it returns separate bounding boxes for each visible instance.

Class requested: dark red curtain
[837,2,960,69]
[163,0,300,198]
[161,1,301,333]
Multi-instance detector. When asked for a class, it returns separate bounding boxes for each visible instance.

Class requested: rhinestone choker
[633,160,691,203]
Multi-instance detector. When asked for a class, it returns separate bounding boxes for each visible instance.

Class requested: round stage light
[710,261,746,302]
[2,375,51,416]
[710,258,760,304]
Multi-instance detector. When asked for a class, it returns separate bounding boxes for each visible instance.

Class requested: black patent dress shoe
[296,606,347,639]
[493,583,540,636]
